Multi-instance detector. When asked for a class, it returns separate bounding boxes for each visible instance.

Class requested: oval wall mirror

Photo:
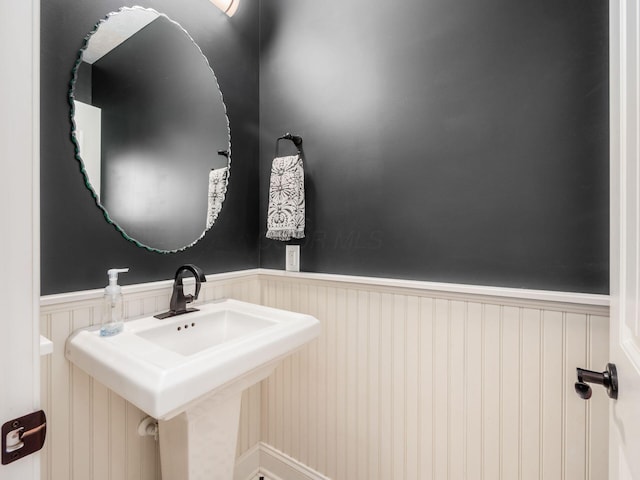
[70,6,231,252]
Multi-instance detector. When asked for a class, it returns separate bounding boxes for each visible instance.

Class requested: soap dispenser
[100,268,129,337]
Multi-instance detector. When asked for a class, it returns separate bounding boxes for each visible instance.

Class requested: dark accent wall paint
[259,0,609,293]
[42,0,608,296]
[41,0,260,294]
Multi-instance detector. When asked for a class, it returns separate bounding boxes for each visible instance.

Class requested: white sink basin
[136,309,276,356]
[65,298,320,420]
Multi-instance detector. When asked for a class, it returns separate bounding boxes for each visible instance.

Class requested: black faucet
[154,264,207,319]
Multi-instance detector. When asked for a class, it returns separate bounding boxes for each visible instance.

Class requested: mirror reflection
[70,7,231,252]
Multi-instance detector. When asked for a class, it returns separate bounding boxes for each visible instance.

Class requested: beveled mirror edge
[68,5,232,254]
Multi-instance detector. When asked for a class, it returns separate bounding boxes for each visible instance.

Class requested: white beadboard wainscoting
[39,271,262,480]
[39,269,610,480]
[258,271,610,480]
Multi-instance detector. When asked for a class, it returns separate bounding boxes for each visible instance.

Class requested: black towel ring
[275,132,303,157]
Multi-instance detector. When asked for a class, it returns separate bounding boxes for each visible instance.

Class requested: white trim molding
[257,269,609,314]
[234,444,260,480]
[235,443,330,480]
[41,268,610,313]
[40,269,261,307]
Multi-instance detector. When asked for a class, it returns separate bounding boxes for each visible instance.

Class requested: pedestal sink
[65,298,320,480]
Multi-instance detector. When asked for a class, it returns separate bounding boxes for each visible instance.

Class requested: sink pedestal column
[158,391,242,480]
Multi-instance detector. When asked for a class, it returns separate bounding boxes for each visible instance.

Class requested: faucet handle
[175,264,206,299]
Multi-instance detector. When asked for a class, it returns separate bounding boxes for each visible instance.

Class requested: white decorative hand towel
[266,154,305,241]
[206,166,229,229]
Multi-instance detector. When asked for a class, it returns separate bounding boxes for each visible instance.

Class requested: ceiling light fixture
[209,0,239,17]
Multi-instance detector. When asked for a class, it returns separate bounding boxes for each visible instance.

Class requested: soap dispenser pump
[100,268,129,337]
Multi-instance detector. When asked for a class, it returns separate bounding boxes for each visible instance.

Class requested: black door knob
[574,381,593,400]
[574,363,618,400]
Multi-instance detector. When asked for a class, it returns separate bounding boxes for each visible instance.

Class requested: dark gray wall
[42,0,609,295]
[259,0,609,293]
[41,0,260,294]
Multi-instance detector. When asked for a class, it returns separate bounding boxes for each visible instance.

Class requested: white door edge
[0,0,41,478]
[609,0,640,479]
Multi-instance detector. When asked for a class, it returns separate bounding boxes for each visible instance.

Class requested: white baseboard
[235,443,330,480]
[234,444,260,480]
